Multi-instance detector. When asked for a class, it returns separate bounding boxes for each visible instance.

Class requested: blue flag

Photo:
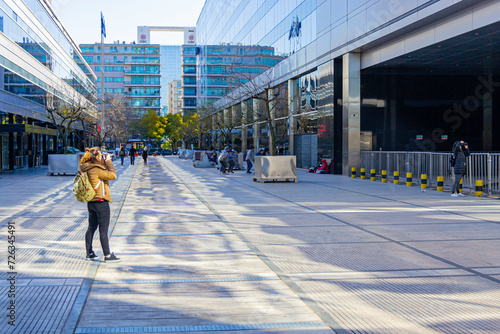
[101,12,106,38]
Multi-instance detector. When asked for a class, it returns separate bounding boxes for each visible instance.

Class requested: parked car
[162,149,174,156]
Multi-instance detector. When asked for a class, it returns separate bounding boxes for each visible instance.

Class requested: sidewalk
[0,161,137,334]
[1,156,500,333]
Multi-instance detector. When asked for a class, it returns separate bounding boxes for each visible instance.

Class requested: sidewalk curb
[61,164,138,334]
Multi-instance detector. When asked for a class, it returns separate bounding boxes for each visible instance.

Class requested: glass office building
[199,0,500,173]
[0,0,96,170]
[160,45,182,110]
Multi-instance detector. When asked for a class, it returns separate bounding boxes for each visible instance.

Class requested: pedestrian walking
[218,146,230,174]
[79,147,120,262]
[451,140,470,197]
[228,149,237,173]
[119,146,126,165]
[246,147,254,173]
[142,148,148,165]
[129,146,136,165]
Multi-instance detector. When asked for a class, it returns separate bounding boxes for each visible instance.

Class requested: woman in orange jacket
[79,147,120,262]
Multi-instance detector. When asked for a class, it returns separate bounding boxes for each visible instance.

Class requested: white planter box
[47,154,80,176]
[253,156,298,183]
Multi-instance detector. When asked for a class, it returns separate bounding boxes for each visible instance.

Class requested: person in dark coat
[142,148,148,165]
[451,141,470,197]
[129,147,136,165]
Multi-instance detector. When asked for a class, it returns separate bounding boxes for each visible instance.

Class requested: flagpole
[100,12,105,148]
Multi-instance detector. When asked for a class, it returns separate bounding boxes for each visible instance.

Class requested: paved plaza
[1,156,500,333]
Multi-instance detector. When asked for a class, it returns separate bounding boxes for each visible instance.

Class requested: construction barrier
[351,167,356,178]
[459,178,463,194]
[437,176,444,191]
[381,170,387,183]
[406,172,412,187]
[475,180,483,197]
[421,174,427,189]
[394,171,399,185]
[370,169,376,181]
[360,168,366,180]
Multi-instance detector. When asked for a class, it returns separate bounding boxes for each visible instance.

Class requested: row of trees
[44,88,198,153]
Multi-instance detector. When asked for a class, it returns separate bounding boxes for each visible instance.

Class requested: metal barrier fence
[360,151,500,194]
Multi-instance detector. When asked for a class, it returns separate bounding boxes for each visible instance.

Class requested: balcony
[124,71,160,75]
[124,81,160,86]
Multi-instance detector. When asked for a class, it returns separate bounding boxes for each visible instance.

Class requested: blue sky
[52,0,206,45]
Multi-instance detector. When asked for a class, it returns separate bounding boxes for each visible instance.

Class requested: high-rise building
[160,45,182,109]
[167,80,183,115]
[0,0,96,170]
[181,45,197,115]
[196,44,283,107]
[79,42,161,116]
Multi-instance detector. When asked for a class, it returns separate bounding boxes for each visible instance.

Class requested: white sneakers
[451,193,465,197]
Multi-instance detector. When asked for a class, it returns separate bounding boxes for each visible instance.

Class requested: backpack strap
[94,180,105,198]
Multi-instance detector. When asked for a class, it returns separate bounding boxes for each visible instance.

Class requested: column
[231,105,238,149]
[267,88,276,156]
[211,115,217,150]
[483,92,492,151]
[217,112,222,150]
[288,79,298,155]
[241,101,248,154]
[223,108,230,147]
[252,98,260,150]
[342,52,361,176]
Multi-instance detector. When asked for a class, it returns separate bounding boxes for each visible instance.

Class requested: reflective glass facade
[0,0,97,170]
[200,0,500,174]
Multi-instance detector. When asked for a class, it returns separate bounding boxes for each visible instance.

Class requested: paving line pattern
[0,163,137,334]
[161,157,500,334]
[76,158,333,334]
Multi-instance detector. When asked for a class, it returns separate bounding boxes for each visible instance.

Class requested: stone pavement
[1,156,500,333]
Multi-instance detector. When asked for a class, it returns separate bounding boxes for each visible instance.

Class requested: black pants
[246,159,252,172]
[130,155,135,165]
[228,160,235,172]
[86,201,111,256]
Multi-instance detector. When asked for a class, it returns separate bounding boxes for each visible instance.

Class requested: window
[81,47,94,53]
[94,66,101,72]
[184,98,196,107]
[183,66,196,74]
[183,57,196,64]
[83,56,93,63]
[104,66,124,71]
[183,76,196,85]
[184,87,196,96]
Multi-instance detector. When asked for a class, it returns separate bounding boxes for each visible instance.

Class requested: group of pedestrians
[217,146,240,175]
[118,146,149,166]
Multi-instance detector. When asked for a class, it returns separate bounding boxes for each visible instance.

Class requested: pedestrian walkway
[1,156,500,333]
[0,161,137,334]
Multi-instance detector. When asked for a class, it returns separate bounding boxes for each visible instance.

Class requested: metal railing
[360,151,500,194]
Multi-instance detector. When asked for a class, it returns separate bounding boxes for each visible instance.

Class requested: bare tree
[224,70,289,156]
[44,88,97,154]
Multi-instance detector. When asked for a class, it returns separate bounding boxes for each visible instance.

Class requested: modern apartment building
[0,0,96,170]
[181,45,198,115]
[199,0,500,173]
[196,45,284,107]
[167,80,183,115]
[160,45,182,109]
[79,42,161,116]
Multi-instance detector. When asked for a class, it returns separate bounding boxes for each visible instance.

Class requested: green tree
[165,113,183,150]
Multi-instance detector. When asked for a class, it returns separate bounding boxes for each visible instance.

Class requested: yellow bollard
[475,180,483,197]
[351,167,356,178]
[406,172,412,187]
[421,174,427,189]
[370,169,376,181]
[381,170,387,183]
[437,176,444,191]
[360,168,366,180]
[394,171,399,185]
[459,178,463,194]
